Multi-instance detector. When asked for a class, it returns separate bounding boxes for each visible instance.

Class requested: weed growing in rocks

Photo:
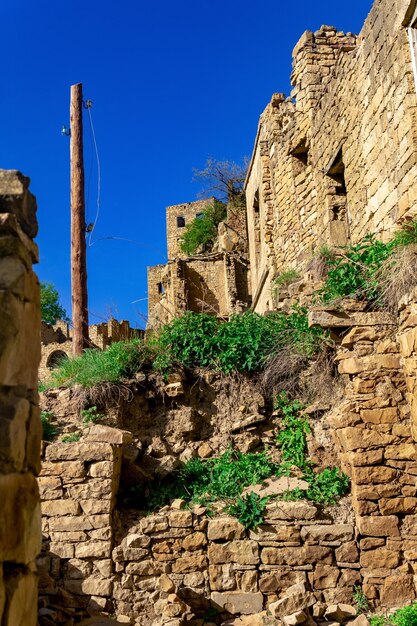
[228,492,268,530]
[80,406,105,425]
[317,218,417,306]
[61,432,81,443]
[369,602,417,625]
[41,411,57,441]
[353,585,369,614]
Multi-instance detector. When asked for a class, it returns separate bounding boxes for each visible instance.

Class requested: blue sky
[1,0,372,328]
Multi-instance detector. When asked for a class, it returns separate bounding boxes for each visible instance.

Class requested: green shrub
[152,312,219,373]
[147,448,277,510]
[180,200,227,256]
[51,339,146,388]
[153,309,325,376]
[318,220,417,305]
[369,603,417,626]
[80,406,105,425]
[41,411,57,441]
[228,492,269,529]
[61,432,81,443]
[274,393,311,470]
[304,467,350,505]
[318,234,394,303]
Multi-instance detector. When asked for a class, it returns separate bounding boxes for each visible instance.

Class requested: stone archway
[46,349,68,370]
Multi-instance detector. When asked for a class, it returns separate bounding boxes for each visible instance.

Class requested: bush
[228,492,269,529]
[152,309,326,376]
[369,603,417,626]
[147,448,277,510]
[180,200,227,256]
[41,411,57,441]
[318,219,417,305]
[51,339,146,388]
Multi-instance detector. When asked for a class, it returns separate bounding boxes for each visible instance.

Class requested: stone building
[245,0,417,313]
[147,198,250,328]
[39,319,143,381]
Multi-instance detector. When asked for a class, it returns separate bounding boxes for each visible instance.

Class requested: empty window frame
[177,216,186,228]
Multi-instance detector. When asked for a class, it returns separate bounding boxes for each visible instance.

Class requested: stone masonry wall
[38,425,123,623]
[309,306,417,608]
[0,170,41,626]
[246,0,417,314]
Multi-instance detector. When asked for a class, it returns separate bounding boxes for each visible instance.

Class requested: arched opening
[46,350,68,370]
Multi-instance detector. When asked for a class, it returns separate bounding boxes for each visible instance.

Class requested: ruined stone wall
[246,0,417,314]
[38,426,123,623]
[166,198,215,260]
[0,170,41,626]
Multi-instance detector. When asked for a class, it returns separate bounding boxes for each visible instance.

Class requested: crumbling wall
[0,170,41,626]
[309,306,417,607]
[246,0,417,314]
[37,425,123,623]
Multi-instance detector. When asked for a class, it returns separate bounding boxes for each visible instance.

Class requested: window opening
[177,216,185,228]
[196,212,204,219]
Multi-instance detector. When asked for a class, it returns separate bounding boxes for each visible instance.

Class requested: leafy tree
[40,282,69,324]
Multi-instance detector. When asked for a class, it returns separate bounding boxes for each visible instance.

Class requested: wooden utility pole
[70,82,89,355]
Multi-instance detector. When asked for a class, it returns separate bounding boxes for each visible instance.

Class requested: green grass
[51,339,147,388]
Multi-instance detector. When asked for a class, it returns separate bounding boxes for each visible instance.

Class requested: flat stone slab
[308,309,396,328]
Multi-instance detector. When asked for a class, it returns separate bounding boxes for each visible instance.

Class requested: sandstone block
[65,479,114,500]
[335,541,359,563]
[360,408,398,424]
[208,540,259,565]
[338,354,400,374]
[74,540,111,558]
[0,472,41,563]
[283,612,308,625]
[300,524,353,543]
[37,476,63,499]
[40,460,85,478]
[360,548,400,569]
[352,466,397,485]
[208,517,246,541]
[209,564,236,591]
[171,553,207,573]
[309,565,340,589]
[385,444,417,461]
[88,461,113,477]
[211,591,263,615]
[64,574,113,596]
[126,560,168,576]
[380,573,416,607]
[85,424,126,444]
[3,567,38,626]
[80,499,113,515]
[324,603,356,621]
[45,442,114,462]
[337,427,395,452]
[140,515,168,534]
[0,170,38,237]
[49,542,75,559]
[182,531,206,551]
[380,497,417,515]
[269,587,313,619]
[169,510,193,527]
[261,545,332,566]
[41,499,80,516]
[249,524,300,543]
[49,514,110,532]
[265,501,317,520]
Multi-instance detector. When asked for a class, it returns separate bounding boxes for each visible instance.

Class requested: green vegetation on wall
[152,308,326,376]
[179,200,227,256]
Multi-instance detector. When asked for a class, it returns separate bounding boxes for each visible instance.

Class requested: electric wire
[86,104,101,246]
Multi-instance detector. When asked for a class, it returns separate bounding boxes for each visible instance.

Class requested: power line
[85,102,101,246]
